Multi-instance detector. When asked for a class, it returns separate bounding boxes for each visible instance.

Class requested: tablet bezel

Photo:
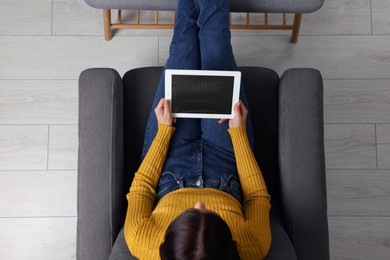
[165,69,241,119]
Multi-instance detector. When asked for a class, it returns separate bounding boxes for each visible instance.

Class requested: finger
[239,100,247,111]
[239,103,248,123]
[238,100,247,112]
[240,103,248,116]
[237,101,243,110]
[218,119,227,124]
[243,106,248,117]
[155,98,164,111]
[163,100,170,114]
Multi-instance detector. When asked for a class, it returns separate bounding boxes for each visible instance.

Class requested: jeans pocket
[221,175,243,203]
[156,171,181,200]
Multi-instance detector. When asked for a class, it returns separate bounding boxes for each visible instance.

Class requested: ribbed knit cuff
[228,125,249,146]
[155,123,176,142]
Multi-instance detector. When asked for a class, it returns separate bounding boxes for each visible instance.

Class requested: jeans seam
[193,0,200,15]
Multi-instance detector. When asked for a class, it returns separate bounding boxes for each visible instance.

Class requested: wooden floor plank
[0,36,158,80]
[329,216,390,260]
[0,125,48,170]
[48,125,78,170]
[372,0,390,34]
[0,0,52,36]
[376,124,390,169]
[0,80,78,124]
[324,124,377,169]
[0,171,77,217]
[0,217,76,260]
[301,0,371,35]
[327,170,390,216]
[324,79,390,123]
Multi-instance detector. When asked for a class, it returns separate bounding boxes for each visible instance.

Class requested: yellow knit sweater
[124,123,271,259]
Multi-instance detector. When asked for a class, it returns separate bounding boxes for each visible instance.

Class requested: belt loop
[218,177,226,190]
[178,177,184,188]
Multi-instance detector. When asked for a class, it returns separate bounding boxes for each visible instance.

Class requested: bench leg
[290,13,302,43]
[103,9,112,41]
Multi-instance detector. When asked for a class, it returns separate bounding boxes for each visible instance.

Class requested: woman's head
[160,201,240,260]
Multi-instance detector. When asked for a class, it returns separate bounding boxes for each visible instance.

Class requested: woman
[124,0,271,259]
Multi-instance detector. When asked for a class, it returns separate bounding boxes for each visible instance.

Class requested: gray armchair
[77,66,329,260]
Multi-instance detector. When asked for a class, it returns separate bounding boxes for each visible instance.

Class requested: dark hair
[160,209,240,260]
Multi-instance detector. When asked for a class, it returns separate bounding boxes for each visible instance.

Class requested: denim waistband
[155,140,243,203]
[156,171,243,203]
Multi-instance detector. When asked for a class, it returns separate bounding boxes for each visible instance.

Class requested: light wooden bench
[84,0,325,43]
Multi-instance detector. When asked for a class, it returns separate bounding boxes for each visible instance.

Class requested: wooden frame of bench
[103,9,302,43]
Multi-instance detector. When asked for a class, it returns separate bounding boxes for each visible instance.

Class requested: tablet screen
[171,74,234,115]
[165,69,241,119]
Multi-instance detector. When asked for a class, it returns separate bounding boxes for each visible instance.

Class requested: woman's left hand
[155,98,174,126]
[218,100,248,128]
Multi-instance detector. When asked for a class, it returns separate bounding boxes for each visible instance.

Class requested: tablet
[165,69,241,119]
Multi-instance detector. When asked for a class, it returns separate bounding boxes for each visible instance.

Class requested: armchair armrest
[77,68,125,260]
[278,69,329,260]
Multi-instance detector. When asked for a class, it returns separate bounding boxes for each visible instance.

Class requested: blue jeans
[142,0,255,203]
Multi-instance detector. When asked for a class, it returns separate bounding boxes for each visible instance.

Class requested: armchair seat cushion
[108,229,135,260]
[85,0,324,13]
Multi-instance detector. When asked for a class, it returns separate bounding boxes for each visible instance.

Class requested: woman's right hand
[155,98,174,126]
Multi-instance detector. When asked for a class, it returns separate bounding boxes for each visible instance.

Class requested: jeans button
[196,179,202,187]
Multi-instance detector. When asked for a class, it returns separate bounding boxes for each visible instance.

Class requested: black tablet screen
[171,75,234,114]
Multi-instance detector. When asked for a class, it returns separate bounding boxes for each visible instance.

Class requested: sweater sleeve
[124,123,175,246]
[228,125,271,257]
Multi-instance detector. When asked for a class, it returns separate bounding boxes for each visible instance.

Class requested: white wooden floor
[0,0,389,259]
